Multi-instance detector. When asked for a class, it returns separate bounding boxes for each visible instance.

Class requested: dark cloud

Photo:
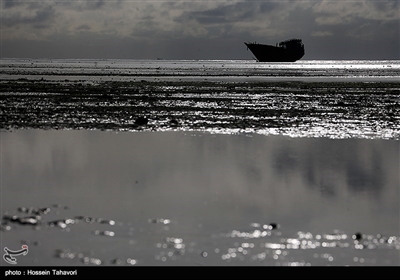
[2,0,20,9]
[303,19,400,60]
[182,9,227,25]
[176,1,277,25]
[372,0,399,13]
[258,1,283,13]
[76,24,91,31]
[1,31,244,60]
[2,5,56,27]
[53,0,120,12]
[1,1,399,59]
[63,0,109,11]
[85,0,105,10]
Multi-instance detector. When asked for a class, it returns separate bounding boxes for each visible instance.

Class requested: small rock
[170,119,179,127]
[353,232,363,241]
[135,116,148,126]
[269,223,279,230]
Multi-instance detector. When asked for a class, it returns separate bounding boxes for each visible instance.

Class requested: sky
[1,0,399,60]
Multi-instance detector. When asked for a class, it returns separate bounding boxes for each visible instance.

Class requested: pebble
[135,116,148,126]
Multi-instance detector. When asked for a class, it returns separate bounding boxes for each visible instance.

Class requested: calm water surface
[1,59,399,81]
[1,130,399,266]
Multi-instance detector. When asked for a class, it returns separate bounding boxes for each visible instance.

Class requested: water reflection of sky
[1,130,399,265]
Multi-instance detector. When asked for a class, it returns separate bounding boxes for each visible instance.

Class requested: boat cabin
[278,39,304,49]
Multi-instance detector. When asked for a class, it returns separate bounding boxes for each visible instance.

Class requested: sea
[0,59,399,269]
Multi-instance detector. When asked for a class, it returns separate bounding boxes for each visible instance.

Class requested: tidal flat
[1,79,400,139]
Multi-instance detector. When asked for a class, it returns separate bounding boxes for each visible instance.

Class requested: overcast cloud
[1,0,399,59]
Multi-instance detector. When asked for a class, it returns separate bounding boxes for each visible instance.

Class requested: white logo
[3,245,29,265]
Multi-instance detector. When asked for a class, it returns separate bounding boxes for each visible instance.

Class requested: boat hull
[244,43,305,62]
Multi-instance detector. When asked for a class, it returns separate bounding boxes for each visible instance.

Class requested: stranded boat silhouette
[244,39,305,62]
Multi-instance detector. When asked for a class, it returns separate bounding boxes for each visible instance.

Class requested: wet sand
[1,79,400,139]
[1,130,399,266]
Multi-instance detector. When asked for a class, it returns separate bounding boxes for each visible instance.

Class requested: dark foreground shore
[1,79,399,139]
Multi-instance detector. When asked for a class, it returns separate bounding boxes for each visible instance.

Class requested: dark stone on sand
[269,223,279,230]
[353,232,363,241]
[3,215,18,222]
[135,116,148,126]
[170,119,179,127]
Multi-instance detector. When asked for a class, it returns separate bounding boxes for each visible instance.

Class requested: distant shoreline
[2,59,399,83]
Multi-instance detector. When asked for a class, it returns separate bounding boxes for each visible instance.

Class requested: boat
[244,38,305,62]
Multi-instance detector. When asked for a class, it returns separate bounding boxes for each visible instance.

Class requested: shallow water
[1,130,399,266]
[1,59,400,81]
